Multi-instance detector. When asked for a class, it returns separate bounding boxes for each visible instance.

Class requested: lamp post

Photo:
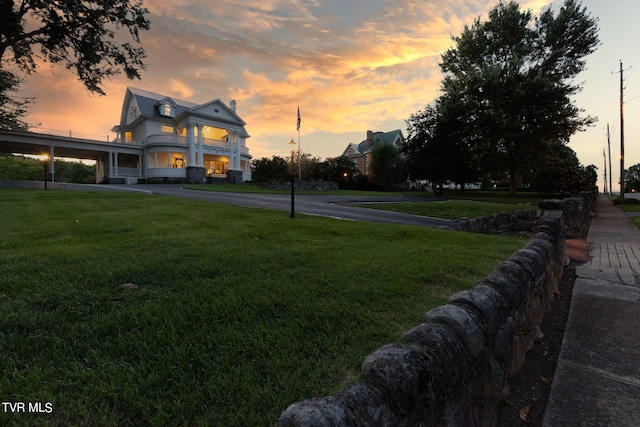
[42,154,49,190]
[289,138,296,218]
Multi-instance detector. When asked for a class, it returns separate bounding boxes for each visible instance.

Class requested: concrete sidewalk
[542,195,640,426]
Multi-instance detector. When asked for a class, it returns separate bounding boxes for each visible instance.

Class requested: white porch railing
[145,135,187,145]
[146,168,187,179]
[144,134,243,151]
[113,167,141,177]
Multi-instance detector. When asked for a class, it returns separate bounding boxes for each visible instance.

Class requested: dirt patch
[496,264,576,426]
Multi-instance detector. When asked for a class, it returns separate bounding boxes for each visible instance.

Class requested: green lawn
[0,189,525,426]
[353,199,539,220]
[183,183,424,196]
[615,199,640,229]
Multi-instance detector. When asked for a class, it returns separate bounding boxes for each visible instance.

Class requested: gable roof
[119,87,246,127]
[342,130,405,156]
[342,143,361,157]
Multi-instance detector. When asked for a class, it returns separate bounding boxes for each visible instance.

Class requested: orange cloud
[23,0,629,171]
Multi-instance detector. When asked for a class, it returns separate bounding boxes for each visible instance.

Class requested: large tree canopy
[0,0,151,128]
[438,0,599,195]
[405,103,479,195]
[0,69,31,130]
[369,142,403,190]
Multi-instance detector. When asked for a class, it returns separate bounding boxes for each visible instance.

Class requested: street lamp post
[289,139,296,218]
[43,154,49,189]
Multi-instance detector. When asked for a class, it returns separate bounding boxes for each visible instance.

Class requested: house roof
[128,87,199,118]
[115,87,248,135]
[342,130,404,156]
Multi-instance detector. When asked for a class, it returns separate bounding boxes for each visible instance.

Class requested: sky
[18,0,640,192]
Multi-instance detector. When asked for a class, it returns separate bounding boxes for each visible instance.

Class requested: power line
[626,93,640,104]
[630,31,640,68]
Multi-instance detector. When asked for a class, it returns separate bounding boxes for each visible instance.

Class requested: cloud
[22,0,567,160]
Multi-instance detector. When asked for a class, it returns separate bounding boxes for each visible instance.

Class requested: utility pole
[603,148,608,195]
[615,61,629,201]
[607,123,613,197]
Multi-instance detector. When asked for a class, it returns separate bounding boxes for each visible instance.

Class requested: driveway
[1,182,456,228]
[132,184,455,228]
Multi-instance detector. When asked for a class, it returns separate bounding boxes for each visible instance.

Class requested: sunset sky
[19,0,640,191]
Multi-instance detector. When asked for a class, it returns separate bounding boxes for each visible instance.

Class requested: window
[124,132,133,143]
[161,126,174,134]
[205,160,228,175]
[171,153,185,168]
[163,104,172,116]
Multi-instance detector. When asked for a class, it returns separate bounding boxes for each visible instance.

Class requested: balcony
[145,134,187,146]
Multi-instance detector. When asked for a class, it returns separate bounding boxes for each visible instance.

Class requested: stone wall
[456,192,596,238]
[226,170,243,184]
[538,191,595,238]
[277,212,568,427]
[260,181,339,191]
[186,166,206,183]
[455,209,540,236]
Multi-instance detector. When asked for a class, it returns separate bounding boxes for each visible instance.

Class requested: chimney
[366,130,374,150]
[230,100,237,113]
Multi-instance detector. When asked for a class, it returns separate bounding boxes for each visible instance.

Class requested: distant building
[341,129,405,176]
[111,87,252,183]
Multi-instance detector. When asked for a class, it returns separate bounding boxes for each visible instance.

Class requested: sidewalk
[542,195,640,426]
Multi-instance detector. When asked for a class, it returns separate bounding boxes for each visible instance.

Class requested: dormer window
[156,98,176,118]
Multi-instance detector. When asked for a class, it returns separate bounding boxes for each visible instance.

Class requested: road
[112,184,456,228]
[1,181,456,228]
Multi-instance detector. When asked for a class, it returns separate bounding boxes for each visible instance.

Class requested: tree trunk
[509,170,518,197]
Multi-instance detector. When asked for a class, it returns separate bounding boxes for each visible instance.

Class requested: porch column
[109,151,114,176]
[187,123,196,167]
[226,128,234,169]
[197,123,204,167]
[113,152,119,176]
[49,144,55,182]
[235,131,241,170]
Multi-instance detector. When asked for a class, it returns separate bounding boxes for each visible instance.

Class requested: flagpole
[297,102,301,182]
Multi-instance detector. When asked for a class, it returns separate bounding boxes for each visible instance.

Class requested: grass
[0,189,526,426]
[354,199,539,220]
[442,190,547,204]
[614,198,640,229]
[183,183,419,196]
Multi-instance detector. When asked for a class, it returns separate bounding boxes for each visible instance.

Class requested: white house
[108,87,252,183]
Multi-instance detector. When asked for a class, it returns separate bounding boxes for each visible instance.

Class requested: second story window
[161,126,174,134]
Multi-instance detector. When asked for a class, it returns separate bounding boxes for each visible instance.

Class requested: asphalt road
[131,184,455,228]
[1,181,456,228]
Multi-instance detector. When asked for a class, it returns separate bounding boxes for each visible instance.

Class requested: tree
[297,153,321,181]
[250,156,290,183]
[0,154,95,182]
[624,164,640,193]
[0,0,151,127]
[528,143,594,195]
[0,69,32,130]
[311,156,360,187]
[439,0,599,196]
[404,103,479,195]
[404,105,448,195]
[369,142,402,190]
